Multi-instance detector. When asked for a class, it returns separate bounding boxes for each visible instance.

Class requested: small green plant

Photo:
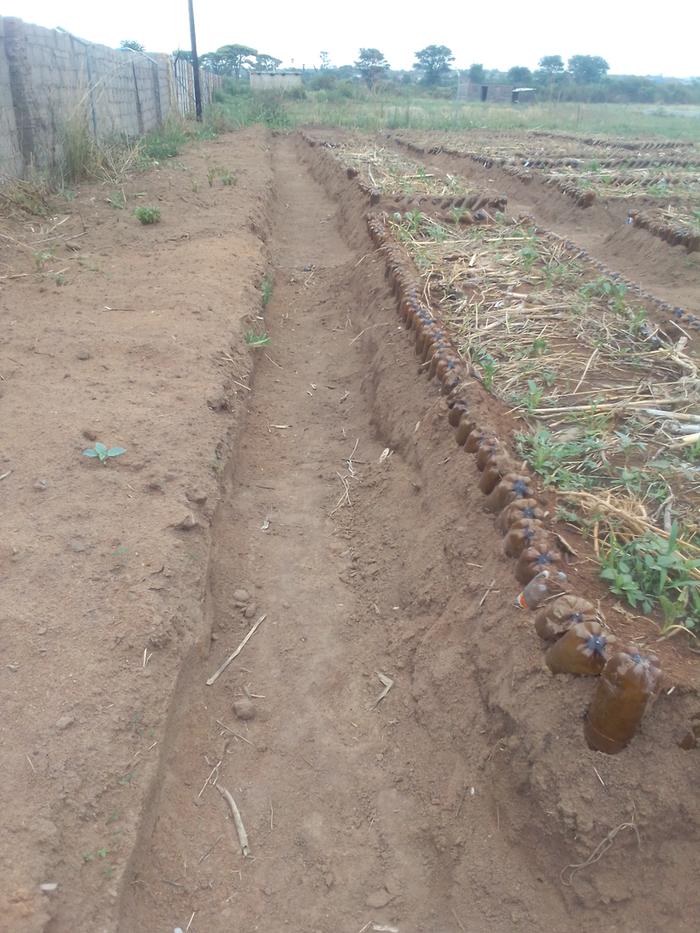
[425,222,448,242]
[34,249,54,271]
[518,244,540,270]
[82,847,109,863]
[519,379,543,413]
[220,169,236,186]
[133,206,160,225]
[261,273,274,307]
[580,276,628,313]
[404,209,423,233]
[106,191,126,209]
[600,525,700,630]
[245,330,271,348]
[55,272,66,286]
[82,442,127,464]
[528,337,549,356]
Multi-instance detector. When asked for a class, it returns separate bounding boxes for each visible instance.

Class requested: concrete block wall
[0,16,222,179]
[0,18,23,177]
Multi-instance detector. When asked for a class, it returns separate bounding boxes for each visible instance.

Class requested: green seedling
[34,249,54,271]
[220,169,236,186]
[82,442,126,464]
[133,206,161,225]
[244,331,271,348]
[261,273,274,307]
[106,191,126,209]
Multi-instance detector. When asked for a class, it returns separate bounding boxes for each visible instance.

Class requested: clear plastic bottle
[584,649,662,754]
[515,570,568,610]
[544,620,616,675]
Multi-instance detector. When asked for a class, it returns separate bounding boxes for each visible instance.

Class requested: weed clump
[133,206,161,225]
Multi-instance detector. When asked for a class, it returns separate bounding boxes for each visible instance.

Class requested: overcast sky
[8,1,700,78]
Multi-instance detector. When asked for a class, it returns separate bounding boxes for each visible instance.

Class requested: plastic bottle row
[367,209,663,755]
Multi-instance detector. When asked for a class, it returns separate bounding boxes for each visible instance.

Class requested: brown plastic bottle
[475,438,502,471]
[436,356,461,383]
[483,474,533,512]
[497,498,546,534]
[465,429,493,453]
[534,595,597,640]
[503,519,545,558]
[428,346,449,376]
[448,400,469,429]
[515,537,564,584]
[479,452,517,495]
[584,649,662,754]
[441,371,462,396]
[545,620,616,676]
[455,414,478,446]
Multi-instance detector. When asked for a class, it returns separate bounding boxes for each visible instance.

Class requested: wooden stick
[206,615,267,686]
[215,783,251,857]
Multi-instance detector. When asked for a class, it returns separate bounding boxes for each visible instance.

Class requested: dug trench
[118,136,700,933]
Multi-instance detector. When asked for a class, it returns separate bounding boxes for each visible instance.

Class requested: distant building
[250,71,302,92]
[458,81,536,104]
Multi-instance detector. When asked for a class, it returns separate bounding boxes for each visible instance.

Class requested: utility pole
[188,0,203,121]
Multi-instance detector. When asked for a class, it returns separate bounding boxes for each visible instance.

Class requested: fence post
[132,60,144,134]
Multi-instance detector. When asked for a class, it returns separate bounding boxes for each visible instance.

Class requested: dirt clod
[233,589,250,604]
[232,697,256,721]
[173,513,198,531]
[366,888,394,909]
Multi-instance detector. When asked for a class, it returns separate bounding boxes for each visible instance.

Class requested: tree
[468,63,485,84]
[568,55,609,84]
[217,44,258,78]
[507,66,533,85]
[199,51,228,74]
[538,55,564,77]
[255,54,281,72]
[320,51,331,70]
[413,45,454,85]
[119,40,144,52]
[355,48,389,90]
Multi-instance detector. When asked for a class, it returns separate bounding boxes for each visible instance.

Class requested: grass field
[213,89,700,140]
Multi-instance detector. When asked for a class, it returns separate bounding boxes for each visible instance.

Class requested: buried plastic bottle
[497,498,546,534]
[503,519,546,558]
[483,474,533,512]
[544,620,616,676]
[479,452,517,495]
[584,649,662,754]
[515,569,568,610]
[534,594,597,640]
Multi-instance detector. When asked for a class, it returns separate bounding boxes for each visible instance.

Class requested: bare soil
[2,129,700,933]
